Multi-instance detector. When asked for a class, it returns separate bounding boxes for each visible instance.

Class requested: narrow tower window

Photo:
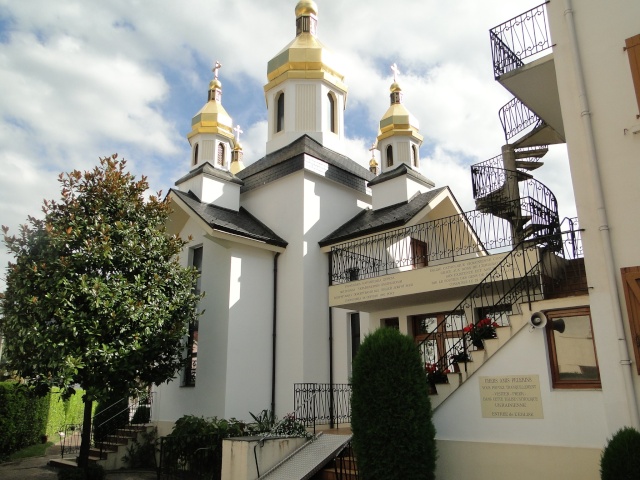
[386,145,394,167]
[328,92,336,133]
[193,144,199,166]
[184,246,203,387]
[217,143,225,166]
[412,145,419,167]
[276,92,285,132]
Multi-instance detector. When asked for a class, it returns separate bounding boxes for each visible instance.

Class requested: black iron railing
[294,383,352,432]
[157,434,220,480]
[331,440,359,479]
[490,3,551,78]
[59,423,82,458]
[471,161,560,241]
[418,220,585,375]
[499,97,545,142]
[329,208,522,285]
[92,392,153,461]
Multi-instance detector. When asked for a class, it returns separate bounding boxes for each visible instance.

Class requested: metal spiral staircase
[416,95,581,408]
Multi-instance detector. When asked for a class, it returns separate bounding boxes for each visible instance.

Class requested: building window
[621,266,640,374]
[276,92,285,132]
[625,34,640,116]
[412,311,467,369]
[193,143,199,166]
[327,92,336,133]
[386,145,393,167]
[217,143,225,166]
[545,307,601,389]
[184,246,203,387]
[412,145,420,167]
[383,317,399,329]
[350,312,361,364]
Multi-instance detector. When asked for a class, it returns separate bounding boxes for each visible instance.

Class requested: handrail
[417,223,584,375]
[490,3,551,78]
[499,97,545,142]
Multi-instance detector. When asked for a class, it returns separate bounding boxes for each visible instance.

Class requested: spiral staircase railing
[499,97,544,142]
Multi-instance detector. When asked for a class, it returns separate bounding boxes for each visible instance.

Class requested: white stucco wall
[547,0,640,430]
[240,166,371,416]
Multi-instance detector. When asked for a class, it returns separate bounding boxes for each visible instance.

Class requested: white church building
[153,1,640,479]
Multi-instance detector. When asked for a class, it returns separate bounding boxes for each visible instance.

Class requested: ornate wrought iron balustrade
[490,3,551,78]
[294,383,352,432]
[471,163,559,233]
[330,209,520,285]
[499,97,544,142]
[418,221,584,375]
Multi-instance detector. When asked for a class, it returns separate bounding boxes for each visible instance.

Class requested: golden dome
[390,82,402,93]
[295,0,318,17]
[209,78,222,90]
[369,157,378,167]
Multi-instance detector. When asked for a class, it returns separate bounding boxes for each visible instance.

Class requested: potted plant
[450,352,471,372]
[463,317,499,349]
[425,363,450,385]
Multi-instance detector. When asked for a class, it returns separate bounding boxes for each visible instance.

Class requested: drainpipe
[563,0,640,428]
[328,253,335,429]
[271,252,280,416]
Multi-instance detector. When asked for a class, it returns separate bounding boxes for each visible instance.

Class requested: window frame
[276,92,285,133]
[545,306,601,389]
[386,145,393,167]
[183,245,203,387]
[625,34,640,117]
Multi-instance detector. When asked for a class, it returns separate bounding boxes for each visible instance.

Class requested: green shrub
[161,415,250,480]
[131,405,151,424]
[0,381,49,459]
[600,427,640,480]
[351,328,437,480]
[45,388,86,440]
[123,427,157,469]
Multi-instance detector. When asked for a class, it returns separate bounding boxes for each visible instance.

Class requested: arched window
[386,145,394,167]
[193,143,199,166]
[327,92,336,133]
[276,92,285,132]
[412,145,420,167]
[217,143,225,166]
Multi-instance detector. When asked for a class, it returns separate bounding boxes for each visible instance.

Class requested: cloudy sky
[0,0,576,290]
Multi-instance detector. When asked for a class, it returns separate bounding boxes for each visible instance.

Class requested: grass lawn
[8,441,55,460]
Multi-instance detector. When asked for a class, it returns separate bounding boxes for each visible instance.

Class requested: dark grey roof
[319,187,449,247]
[175,162,244,187]
[237,135,374,194]
[368,163,435,188]
[170,189,287,248]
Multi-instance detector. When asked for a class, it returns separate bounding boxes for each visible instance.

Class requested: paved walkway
[0,454,156,480]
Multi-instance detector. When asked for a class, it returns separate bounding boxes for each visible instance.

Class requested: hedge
[0,382,86,459]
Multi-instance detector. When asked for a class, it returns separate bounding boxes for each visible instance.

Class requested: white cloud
[0,0,576,290]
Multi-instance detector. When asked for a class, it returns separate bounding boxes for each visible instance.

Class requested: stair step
[515,160,544,171]
[514,147,548,159]
[516,170,534,181]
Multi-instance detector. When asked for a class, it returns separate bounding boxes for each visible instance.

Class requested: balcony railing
[294,383,352,432]
[490,3,552,78]
[329,207,523,285]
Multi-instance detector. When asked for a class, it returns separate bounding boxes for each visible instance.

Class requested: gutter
[563,0,640,428]
[271,252,280,415]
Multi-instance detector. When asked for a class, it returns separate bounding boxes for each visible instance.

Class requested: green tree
[0,155,200,468]
[351,327,437,479]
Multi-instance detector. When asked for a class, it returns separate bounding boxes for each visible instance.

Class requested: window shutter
[621,266,640,374]
[625,34,640,116]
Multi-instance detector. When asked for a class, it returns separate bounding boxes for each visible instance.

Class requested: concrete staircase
[429,310,529,410]
[49,424,154,471]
